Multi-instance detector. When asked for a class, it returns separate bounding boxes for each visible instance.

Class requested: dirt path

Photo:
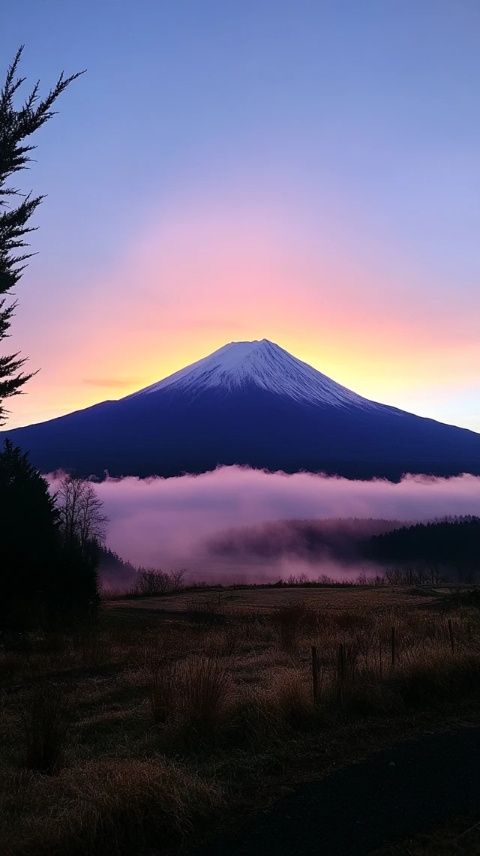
[201,726,480,855]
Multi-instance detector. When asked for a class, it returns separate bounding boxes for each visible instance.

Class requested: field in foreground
[2,585,480,855]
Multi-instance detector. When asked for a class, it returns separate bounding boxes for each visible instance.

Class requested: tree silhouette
[57,475,107,551]
[366,516,480,582]
[0,47,82,422]
[0,443,103,635]
[54,475,106,619]
[0,50,99,636]
[0,440,58,633]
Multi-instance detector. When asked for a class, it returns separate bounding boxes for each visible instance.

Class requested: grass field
[1,584,480,855]
[111,584,444,613]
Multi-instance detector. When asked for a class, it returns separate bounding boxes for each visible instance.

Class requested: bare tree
[57,475,107,551]
[133,568,185,597]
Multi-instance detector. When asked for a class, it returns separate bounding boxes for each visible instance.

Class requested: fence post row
[338,643,346,682]
[311,645,319,704]
[310,618,457,709]
[448,618,455,655]
[391,627,396,668]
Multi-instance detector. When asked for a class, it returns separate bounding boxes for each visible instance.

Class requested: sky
[2,1,480,431]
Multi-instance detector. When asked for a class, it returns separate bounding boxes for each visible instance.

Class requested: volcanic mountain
[3,339,480,479]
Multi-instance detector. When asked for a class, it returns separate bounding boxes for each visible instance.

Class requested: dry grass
[149,660,179,724]
[0,760,220,856]
[149,654,230,740]
[273,601,318,652]
[2,585,480,854]
[178,656,230,740]
[110,584,444,615]
[269,667,314,728]
[21,685,69,774]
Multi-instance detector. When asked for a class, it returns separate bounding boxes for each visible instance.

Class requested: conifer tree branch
[0,49,82,423]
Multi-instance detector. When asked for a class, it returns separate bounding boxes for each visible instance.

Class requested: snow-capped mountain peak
[5,339,480,480]
[127,339,375,409]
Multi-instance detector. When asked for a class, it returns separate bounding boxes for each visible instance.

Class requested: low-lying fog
[50,466,480,585]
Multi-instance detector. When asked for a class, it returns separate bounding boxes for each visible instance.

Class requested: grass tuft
[178,656,230,741]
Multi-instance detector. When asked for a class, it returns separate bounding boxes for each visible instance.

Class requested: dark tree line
[0,50,97,640]
[366,517,480,582]
[0,446,100,634]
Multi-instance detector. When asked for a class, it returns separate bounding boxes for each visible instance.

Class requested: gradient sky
[2,1,480,430]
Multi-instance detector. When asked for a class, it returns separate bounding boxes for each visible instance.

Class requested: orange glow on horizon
[7,198,480,432]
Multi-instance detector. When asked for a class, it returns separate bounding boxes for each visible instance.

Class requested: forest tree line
[365,517,480,582]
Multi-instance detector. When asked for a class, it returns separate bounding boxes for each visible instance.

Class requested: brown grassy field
[1,584,480,855]
[112,584,443,614]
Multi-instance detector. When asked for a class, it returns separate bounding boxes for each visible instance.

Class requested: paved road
[202,727,480,855]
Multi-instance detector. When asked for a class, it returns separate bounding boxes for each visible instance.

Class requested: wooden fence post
[338,643,345,684]
[390,627,396,668]
[311,645,319,704]
[448,619,455,655]
[337,643,346,705]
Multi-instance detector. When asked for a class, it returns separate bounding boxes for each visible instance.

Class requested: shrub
[133,569,185,597]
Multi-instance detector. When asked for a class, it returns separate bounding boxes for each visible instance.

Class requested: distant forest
[97,547,138,589]
[209,516,480,584]
[94,517,480,591]
[365,516,480,581]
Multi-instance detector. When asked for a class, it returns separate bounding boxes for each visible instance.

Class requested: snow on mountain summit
[6,339,480,480]
[127,339,377,409]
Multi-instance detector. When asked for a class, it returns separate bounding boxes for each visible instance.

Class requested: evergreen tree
[0,442,102,635]
[0,440,58,633]
[0,51,99,636]
[0,47,82,422]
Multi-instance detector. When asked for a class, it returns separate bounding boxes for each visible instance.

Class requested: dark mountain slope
[3,340,480,479]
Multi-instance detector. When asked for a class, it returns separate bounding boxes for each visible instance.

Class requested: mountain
[3,339,480,479]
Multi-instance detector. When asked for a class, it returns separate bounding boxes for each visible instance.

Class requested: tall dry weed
[178,656,230,739]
